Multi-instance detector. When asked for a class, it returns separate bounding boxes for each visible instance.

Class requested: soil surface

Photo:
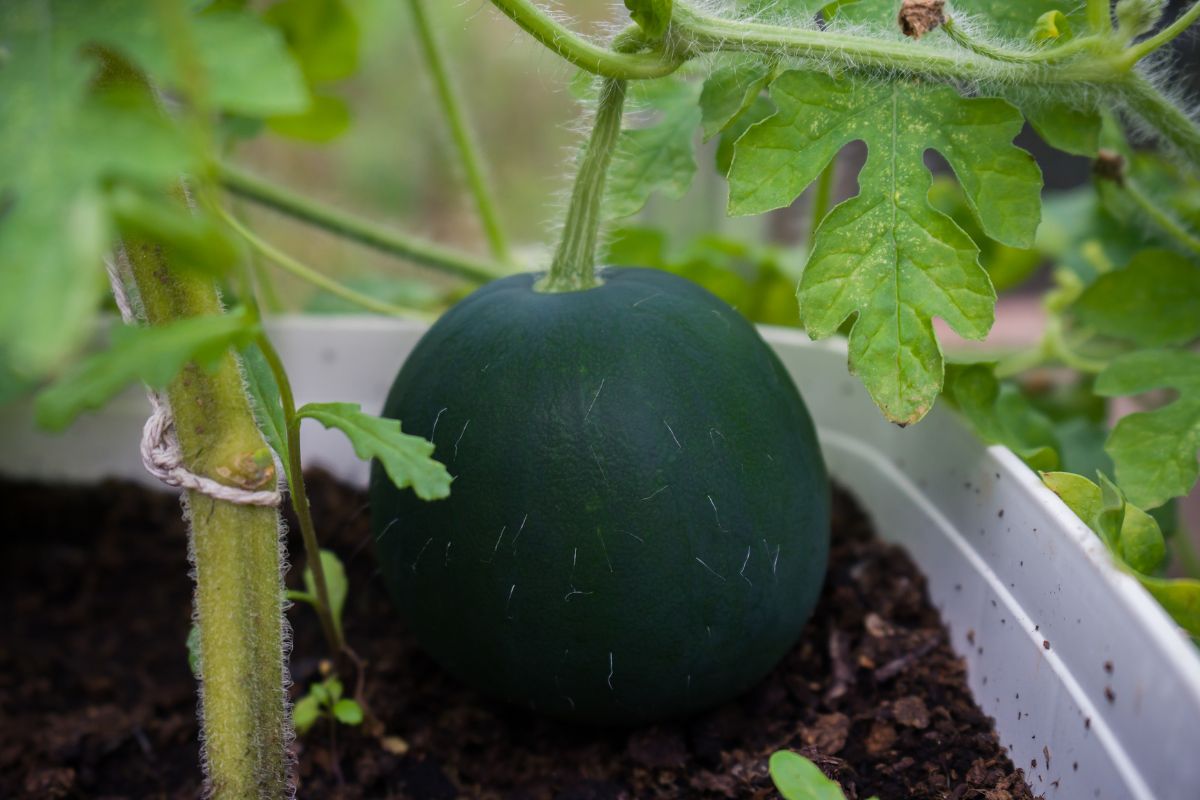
[0,473,1037,799]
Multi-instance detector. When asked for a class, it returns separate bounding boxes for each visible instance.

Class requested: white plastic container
[3,316,1198,799]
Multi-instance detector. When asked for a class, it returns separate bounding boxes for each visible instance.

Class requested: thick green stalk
[218,163,504,283]
[488,0,681,79]
[408,0,511,264]
[538,78,627,293]
[124,240,288,799]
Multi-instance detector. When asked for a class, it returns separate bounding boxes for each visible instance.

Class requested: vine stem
[1123,178,1200,256]
[538,78,627,293]
[218,163,505,283]
[1119,73,1200,173]
[1087,0,1113,33]
[487,0,681,79]
[217,206,416,317]
[1122,1,1200,64]
[254,331,344,655]
[408,0,511,264]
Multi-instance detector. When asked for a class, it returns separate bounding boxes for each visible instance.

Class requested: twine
[105,250,282,507]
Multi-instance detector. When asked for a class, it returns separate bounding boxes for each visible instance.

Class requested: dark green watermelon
[370,268,829,724]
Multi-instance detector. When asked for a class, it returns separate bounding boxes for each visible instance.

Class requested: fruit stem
[538,77,628,293]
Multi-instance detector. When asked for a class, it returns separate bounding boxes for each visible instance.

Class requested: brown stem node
[899,0,946,39]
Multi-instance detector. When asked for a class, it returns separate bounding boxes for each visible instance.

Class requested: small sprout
[769,750,880,800]
[1031,11,1072,43]
[898,0,945,39]
[292,676,364,736]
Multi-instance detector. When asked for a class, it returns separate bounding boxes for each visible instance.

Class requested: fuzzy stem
[1123,178,1200,256]
[124,240,288,799]
[218,163,505,283]
[538,78,627,293]
[488,0,681,79]
[408,0,512,264]
[1119,73,1200,170]
[255,332,344,654]
[1087,0,1113,33]
[1122,1,1200,64]
[217,206,415,317]
[941,17,1101,64]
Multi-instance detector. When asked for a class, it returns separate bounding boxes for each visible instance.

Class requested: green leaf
[926,177,1041,292]
[623,0,673,40]
[1094,350,1200,509]
[605,79,700,220]
[1073,250,1200,347]
[1138,575,1200,638]
[35,309,258,431]
[944,364,1059,470]
[303,550,349,638]
[266,93,351,142]
[1043,471,1166,573]
[240,343,291,482]
[730,71,1041,422]
[1021,101,1100,157]
[292,693,322,734]
[769,751,848,800]
[715,94,773,176]
[699,59,773,141]
[331,698,364,726]
[297,402,452,500]
[264,0,359,84]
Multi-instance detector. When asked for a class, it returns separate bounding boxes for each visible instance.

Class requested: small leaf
[240,343,291,483]
[297,402,452,500]
[769,750,848,800]
[325,678,344,703]
[605,80,701,220]
[623,0,673,40]
[332,698,364,726]
[1137,575,1200,638]
[1094,350,1200,508]
[1072,250,1200,347]
[699,59,773,141]
[944,364,1059,470]
[264,0,359,84]
[292,693,322,734]
[1021,101,1099,157]
[1044,471,1166,573]
[267,93,352,142]
[304,549,349,638]
[35,309,258,431]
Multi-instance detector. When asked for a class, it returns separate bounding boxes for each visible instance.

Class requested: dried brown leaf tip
[898,0,946,39]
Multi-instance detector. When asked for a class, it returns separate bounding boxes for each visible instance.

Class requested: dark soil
[0,472,1036,800]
